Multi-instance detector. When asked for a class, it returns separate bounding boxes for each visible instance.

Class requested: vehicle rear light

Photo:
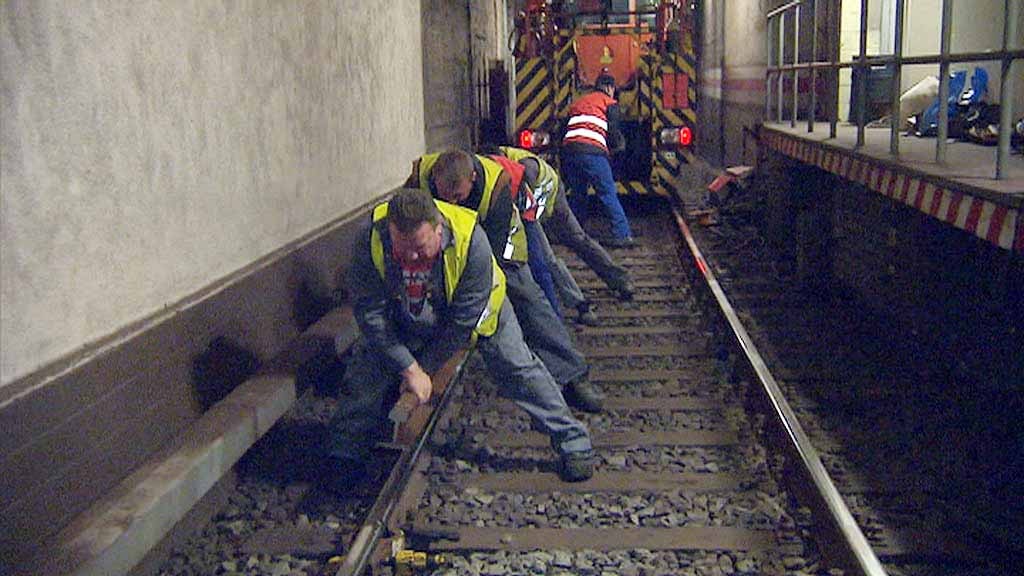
[658,126,693,148]
[517,129,551,149]
[679,126,693,146]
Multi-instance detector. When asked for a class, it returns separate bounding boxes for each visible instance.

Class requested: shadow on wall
[191,337,260,410]
[293,258,348,333]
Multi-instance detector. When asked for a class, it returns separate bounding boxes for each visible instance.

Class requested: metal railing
[766,0,1022,179]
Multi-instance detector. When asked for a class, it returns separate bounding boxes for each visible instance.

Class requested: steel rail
[670,203,888,576]
[335,356,471,576]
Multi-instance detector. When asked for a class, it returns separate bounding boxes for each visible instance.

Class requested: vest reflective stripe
[369,200,506,338]
[562,91,616,154]
[500,146,560,222]
[564,128,607,148]
[568,114,608,130]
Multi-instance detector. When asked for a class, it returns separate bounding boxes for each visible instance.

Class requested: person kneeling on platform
[325,189,594,491]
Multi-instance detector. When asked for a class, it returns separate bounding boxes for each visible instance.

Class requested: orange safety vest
[562,91,617,154]
[487,154,538,222]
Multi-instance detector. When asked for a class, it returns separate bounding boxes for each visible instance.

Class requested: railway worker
[494,145,636,311]
[325,188,593,486]
[560,73,636,248]
[405,150,604,414]
[479,147,567,322]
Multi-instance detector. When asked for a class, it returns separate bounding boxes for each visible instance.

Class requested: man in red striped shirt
[560,73,635,247]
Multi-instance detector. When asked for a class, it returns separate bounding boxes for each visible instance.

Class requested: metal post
[889,0,905,155]
[831,65,838,137]
[936,0,953,163]
[792,4,801,128]
[766,15,773,122]
[809,0,818,133]
[856,0,869,147]
[996,0,1020,179]
[778,13,785,122]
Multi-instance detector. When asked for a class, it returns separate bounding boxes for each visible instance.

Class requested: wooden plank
[414,525,776,552]
[576,277,688,290]
[495,397,716,412]
[579,344,706,358]
[573,269,693,281]
[589,369,707,382]
[489,430,737,448]
[576,325,700,337]
[587,309,692,319]
[586,292,689,303]
[392,350,470,445]
[456,471,742,493]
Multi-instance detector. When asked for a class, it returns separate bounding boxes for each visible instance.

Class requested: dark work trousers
[531,217,586,311]
[502,261,589,387]
[525,219,564,319]
[561,151,633,240]
[545,186,632,293]
[326,299,592,461]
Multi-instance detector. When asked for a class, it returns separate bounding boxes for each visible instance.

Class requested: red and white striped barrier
[761,131,1023,253]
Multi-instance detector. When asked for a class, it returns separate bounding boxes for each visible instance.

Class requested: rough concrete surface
[0,1,425,384]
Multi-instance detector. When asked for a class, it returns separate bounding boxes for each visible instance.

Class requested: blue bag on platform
[917,70,966,137]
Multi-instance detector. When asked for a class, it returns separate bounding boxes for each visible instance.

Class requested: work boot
[615,280,635,301]
[604,236,636,249]
[577,302,600,326]
[559,452,594,482]
[564,378,603,413]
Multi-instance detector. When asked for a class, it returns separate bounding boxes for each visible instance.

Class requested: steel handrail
[763,0,1022,178]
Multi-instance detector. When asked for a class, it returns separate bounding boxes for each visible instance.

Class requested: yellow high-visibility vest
[416,153,528,262]
[370,200,506,337]
[500,146,560,223]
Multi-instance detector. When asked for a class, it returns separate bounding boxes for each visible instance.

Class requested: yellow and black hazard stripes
[515,56,554,133]
[555,30,576,118]
[615,181,656,195]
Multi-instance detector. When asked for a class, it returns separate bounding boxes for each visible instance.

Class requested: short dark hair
[432,150,475,193]
[596,73,616,91]
[388,188,441,234]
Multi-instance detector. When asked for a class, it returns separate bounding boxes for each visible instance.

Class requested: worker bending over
[496,145,635,316]
[560,73,635,247]
[481,148,566,321]
[406,151,604,413]
[326,189,593,487]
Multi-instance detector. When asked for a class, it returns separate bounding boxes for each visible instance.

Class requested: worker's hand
[401,362,432,405]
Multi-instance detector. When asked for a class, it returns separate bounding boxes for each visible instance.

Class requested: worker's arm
[520,157,540,188]
[416,225,495,373]
[347,222,417,375]
[606,102,625,153]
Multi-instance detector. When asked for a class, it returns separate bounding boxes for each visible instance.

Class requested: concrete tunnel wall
[0,1,426,387]
[0,0,507,561]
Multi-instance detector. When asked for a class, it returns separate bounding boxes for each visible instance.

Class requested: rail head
[335,351,471,576]
[670,203,888,576]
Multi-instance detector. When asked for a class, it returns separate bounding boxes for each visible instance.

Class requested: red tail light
[679,126,693,146]
[516,130,551,149]
[658,126,694,148]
